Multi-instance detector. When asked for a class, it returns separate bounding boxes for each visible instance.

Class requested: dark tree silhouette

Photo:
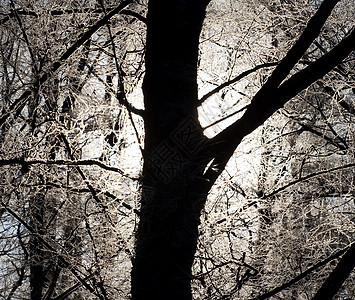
[131,0,355,299]
[0,0,354,298]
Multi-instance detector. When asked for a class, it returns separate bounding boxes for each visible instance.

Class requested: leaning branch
[312,243,355,300]
[202,27,354,194]
[249,245,351,300]
[209,28,355,157]
[277,28,355,104]
[261,0,341,90]
[40,0,133,85]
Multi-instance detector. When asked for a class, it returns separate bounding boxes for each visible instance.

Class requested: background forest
[0,0,354,299]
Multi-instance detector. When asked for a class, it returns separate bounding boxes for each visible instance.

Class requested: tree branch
[0,157,138,179]
[312,243,355,300]
[199,62,278,104]
[249,245,351,300]
[277,28,355,108]
[0,0,133,128]
[202,103,249,130]
[0,7,146,25]
[89,58,145,116]
[207,28,354,162]
[0,7,122,25]
[299,123,347,151]
[6,227,26,300]
[263,163,355,199]
[260,0,341,91]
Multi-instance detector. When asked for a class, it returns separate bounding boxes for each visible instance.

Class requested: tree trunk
[131,1,210,299]
[30,193,46,300]
[131,1,355,298]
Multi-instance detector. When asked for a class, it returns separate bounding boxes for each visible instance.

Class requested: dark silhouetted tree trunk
[131,1,211,299]
[30,193,46,300]
[132,0,211,299]
[131,0,355,299]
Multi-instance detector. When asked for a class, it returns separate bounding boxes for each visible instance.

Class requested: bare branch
[312,243,355,300]
[0,6,146,25]
[249,245,351,300]
[0,157,138,179]
[263,163,355,199]
[0,7,108,25]
[0,0,133,128]
[202,103,249,130]
[199,62,279,104]
[276,29,355,106]
[261,0,341,91]
[207,27,355,167]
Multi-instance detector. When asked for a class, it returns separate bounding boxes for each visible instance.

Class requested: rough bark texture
[131,1,210,299]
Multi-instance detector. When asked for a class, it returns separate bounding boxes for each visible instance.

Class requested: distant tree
[0,0,143,298]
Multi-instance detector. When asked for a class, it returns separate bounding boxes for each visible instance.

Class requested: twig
[263,163,355,198]
[0,157,138,179]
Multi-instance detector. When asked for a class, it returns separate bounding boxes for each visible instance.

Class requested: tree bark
[131,1,210,299]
